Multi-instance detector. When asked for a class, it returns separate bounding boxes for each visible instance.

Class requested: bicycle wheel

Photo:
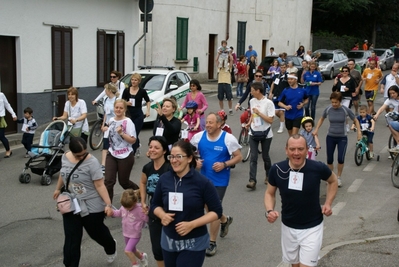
[89,120,104,150]
[365,150,371,160]
[238,128,250,162]
[354,145,363,166]
[388,134,397,160]
[391,154,399,188]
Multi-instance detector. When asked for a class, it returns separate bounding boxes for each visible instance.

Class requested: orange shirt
[363,43,368,50]
[362,68,383,91]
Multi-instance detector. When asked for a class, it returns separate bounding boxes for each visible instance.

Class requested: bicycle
[238,106,251,162]
[354,135,371,166]
[89,99,104,150]
[385,112,398,160]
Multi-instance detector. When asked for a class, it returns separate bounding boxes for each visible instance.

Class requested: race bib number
[155,127,164,136]
[274,78,280,85]
[130,98,135,107]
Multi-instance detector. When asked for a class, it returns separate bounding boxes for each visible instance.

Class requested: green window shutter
[237,21,247,57]
[176,17,188,60]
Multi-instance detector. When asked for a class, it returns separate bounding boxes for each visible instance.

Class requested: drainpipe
[226,0,230,41]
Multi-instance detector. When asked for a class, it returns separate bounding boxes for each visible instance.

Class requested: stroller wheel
[41,175,52,186]
[19,173,31,184]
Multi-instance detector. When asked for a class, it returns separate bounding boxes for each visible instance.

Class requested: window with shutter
[51,27,73,89]
[237,21,247,57]
[176,17,188,60]
[97,30,106,86]
[117,32,125,75]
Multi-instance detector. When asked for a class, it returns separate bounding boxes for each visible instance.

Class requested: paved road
[1,77,399,267]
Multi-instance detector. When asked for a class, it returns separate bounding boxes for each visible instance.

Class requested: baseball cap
[364,40,368,42]
[249,45,253,48]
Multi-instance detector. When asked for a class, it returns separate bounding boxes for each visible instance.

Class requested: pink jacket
[112,204,149,238]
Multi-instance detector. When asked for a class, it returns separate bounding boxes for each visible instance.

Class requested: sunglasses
[341,70,349,73]
[110,75,117,78]
[255,75,263,77]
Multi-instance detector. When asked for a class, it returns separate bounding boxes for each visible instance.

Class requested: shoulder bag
[57,153,88,214]
[250,126,271,142]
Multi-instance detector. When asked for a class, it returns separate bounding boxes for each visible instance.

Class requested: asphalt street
[1,76,399,267]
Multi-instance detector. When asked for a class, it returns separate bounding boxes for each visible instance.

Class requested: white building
[0,0,312,132]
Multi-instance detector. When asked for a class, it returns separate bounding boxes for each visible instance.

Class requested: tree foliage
[312,0,399,48]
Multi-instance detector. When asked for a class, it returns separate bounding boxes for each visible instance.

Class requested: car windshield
[121,73,166,91]
[374,50,385,56]
[347,52,364,58]
[318,53,333,61]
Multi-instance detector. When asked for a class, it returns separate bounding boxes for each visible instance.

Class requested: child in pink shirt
[111,189,149,267]
[181,101,201,140]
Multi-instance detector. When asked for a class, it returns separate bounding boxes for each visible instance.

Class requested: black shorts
[218,83,233,101]
[285,117,302,130]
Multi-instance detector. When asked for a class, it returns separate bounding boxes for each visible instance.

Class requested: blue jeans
[249,136,272,183]
[237,82,244,97]
[305,94,319,119]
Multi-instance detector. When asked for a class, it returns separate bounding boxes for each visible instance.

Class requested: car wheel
[328,69,334,80]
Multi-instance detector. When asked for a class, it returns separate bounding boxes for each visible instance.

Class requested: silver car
[313,49,348,80]
[374,48,395,70]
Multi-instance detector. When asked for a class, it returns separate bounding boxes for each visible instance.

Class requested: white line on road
[363,162,377,172]
[380,146,388,154]
[347,179,363,193]
[332,202,346,216]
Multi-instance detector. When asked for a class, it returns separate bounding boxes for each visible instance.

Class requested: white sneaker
[107,239,117,263]
[277,127,284,133]
[369,151,374,159]
[132,263,140,267]
[140,252,148,267]
[346,124,350,133]
[338,178,342,188]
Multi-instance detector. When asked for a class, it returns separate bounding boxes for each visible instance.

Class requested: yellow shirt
[362,68,383,91]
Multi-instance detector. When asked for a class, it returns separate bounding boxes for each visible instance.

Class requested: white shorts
[281,222,323,266]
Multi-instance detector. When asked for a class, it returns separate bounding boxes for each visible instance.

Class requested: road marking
[209,93,218,98]
[363,162,376,172]
[380,146,388,154]
[347,179,363,193]
[332,202,346,216]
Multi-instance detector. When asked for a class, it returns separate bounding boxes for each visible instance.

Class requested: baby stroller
[19,120,70,185]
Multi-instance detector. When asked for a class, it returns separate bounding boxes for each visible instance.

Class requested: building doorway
[0,36,17,134]
[208,34,216,79]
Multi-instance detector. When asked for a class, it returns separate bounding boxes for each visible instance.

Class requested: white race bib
[130,98,136,107]
[168,192,183,211]
[155,127,164,136]
[288,171,304,191]
[274,78,280,85]
[367,73,373,79]
[340,85,346,92]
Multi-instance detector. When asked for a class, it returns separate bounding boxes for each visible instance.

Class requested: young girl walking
[111,189,149,267]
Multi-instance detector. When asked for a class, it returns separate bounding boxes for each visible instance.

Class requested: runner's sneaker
[220,216,233,238]
[338,178,342,188]
[106,239,117,263]
[205,242,217,256]
[229,110,233,116]
[140,252,148,267]
[277,127,284,133]
[132,263,140,267]
[369,151,374,159]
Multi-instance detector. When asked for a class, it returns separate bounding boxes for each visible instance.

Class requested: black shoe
[220,216,233,238]
[205,242,217,256]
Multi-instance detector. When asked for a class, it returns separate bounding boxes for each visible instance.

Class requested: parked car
[347,50,371,73]
[313,49,348,79]
[120,66,191,123]
[374,48,395,70]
